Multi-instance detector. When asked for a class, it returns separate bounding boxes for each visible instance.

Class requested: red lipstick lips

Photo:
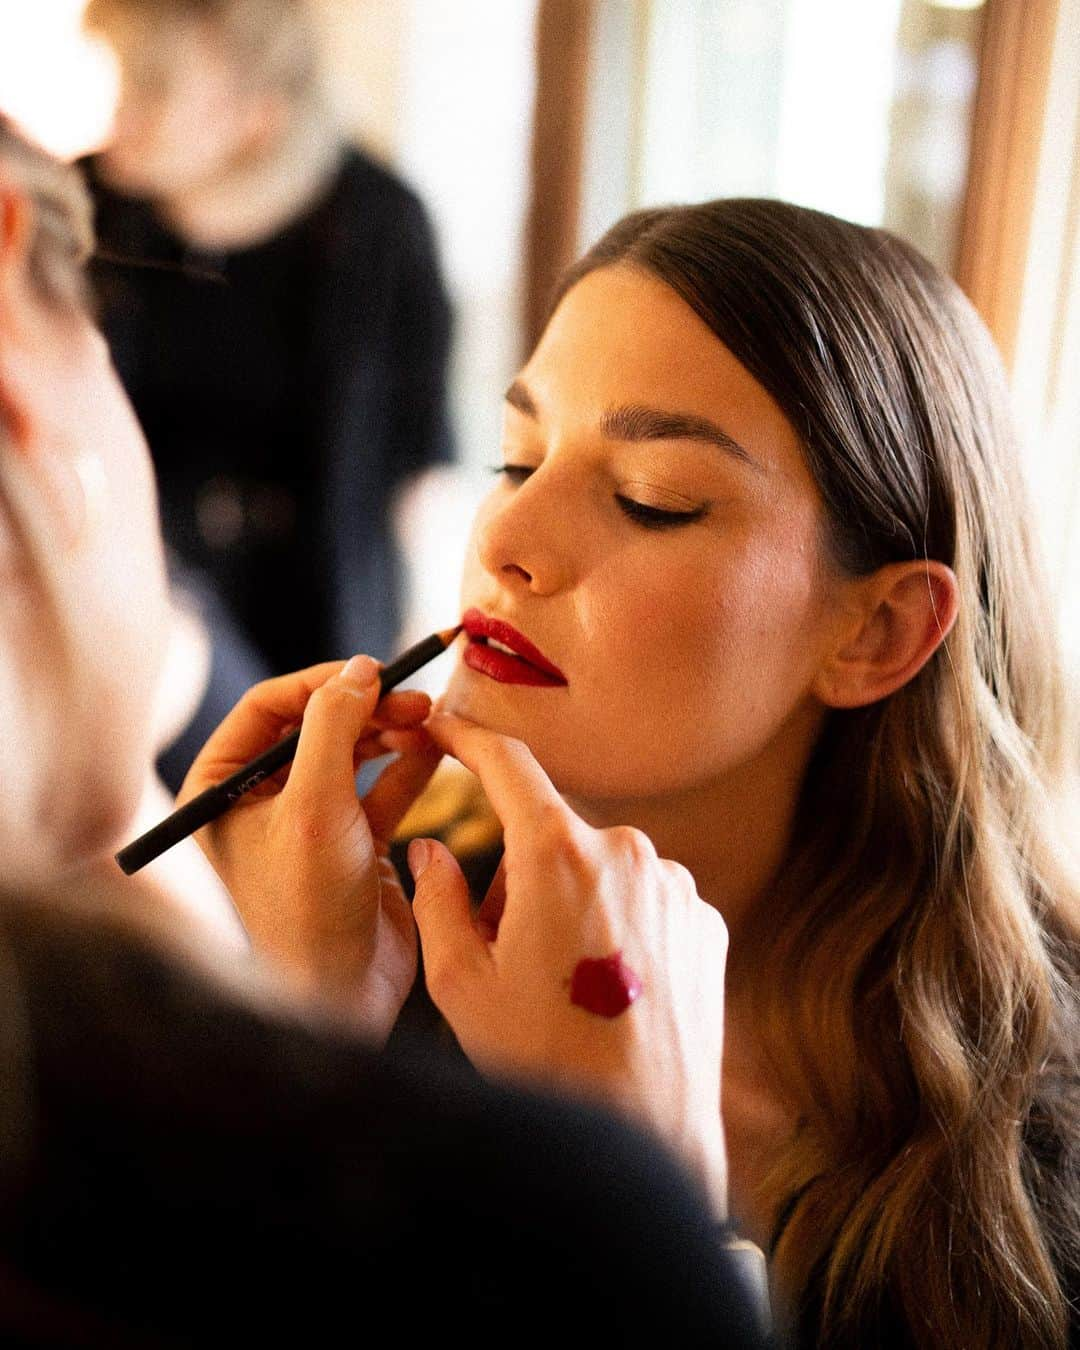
[461,608,568,687]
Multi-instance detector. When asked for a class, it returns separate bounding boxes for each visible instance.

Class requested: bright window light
[774,0,905,225]
[0,0,118,160]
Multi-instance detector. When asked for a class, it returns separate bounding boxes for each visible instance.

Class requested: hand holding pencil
[159,639,454,1040]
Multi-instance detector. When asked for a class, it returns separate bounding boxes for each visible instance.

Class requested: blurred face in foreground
[0,180,169,868]
[444,264,848,817]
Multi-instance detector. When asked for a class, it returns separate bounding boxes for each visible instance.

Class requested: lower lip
[463,640,566,687]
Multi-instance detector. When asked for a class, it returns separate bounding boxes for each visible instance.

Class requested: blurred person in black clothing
[81,0,455,791]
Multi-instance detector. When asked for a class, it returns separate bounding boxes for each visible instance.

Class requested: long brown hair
[560,200,1080,1347]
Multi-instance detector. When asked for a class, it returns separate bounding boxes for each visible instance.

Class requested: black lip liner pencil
[115,625,462,876]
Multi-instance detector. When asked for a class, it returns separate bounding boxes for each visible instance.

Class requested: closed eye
[489,464,708,531]
[491,464,535,484]
[613,496,707,529]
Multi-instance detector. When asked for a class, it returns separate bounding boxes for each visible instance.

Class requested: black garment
[388,839,1080,1349]
[0,898,766,1348]
[83,149,454,786]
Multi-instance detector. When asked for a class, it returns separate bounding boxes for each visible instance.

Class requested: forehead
[520,265,805,476]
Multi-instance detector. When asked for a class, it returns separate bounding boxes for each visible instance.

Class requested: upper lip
[461,608,567,683]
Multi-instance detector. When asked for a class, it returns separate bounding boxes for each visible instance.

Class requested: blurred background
[2,0,1078,776]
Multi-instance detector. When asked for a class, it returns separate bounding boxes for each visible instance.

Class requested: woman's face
[443,264,848,806]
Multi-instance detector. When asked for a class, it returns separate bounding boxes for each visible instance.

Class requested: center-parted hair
[561,200,1080,1350]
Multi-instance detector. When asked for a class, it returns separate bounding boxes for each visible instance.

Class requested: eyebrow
[504,379,763,472]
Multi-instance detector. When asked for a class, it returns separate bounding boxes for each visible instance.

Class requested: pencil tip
[437,623,464,645]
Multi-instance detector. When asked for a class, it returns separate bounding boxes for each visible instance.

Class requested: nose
[475,464,581,596]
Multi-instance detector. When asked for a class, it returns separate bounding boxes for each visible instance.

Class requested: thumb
[283,654,381,812]
[409,838,489,1010]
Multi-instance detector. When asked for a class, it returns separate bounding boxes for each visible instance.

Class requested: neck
[564,706,822,972]
[158,103,344,252]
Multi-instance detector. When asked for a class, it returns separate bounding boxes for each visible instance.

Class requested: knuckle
[700,903,729,951]
[245,674,281,703]
[287,805,328,846]
[310,680,370,719]
[490,732,531,770]
[531,799,568,838]
[240,675,291,718]
[422,953,463,1009]
[662,857,697,893]
[276,790,334,847]
[608,824,657,865]
[534,807,593,870]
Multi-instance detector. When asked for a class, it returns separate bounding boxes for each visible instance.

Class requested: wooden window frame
[955,0,1062,370]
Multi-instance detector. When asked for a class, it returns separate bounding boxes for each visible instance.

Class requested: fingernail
[408,838,433,876]
[342,654,380,686]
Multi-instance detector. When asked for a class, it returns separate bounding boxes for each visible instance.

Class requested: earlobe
[814,561,959,709]
[0,378,33,452]
[0,181,38,406]
[0,183,31,264]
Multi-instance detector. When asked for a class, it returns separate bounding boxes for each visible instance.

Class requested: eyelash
[490,464,706,531]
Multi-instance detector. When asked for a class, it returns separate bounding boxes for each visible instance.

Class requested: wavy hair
[559,200,1080,1347]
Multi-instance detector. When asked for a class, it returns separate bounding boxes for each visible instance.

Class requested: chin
[441,667,624,803]
[100,150,177,199]
[53,789,137,873]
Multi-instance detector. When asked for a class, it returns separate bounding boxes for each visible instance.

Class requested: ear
[0,179,32,274]
[0,186,95,549]
[813,560,959,709]
[0,181,36,452]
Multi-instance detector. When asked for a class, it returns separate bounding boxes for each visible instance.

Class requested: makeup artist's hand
[178,656,442,1042]
[407,711,729,1216]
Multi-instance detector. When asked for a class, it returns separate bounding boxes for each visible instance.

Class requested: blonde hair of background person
[83,0,338,251]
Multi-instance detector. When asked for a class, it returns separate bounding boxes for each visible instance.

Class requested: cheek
[457,516,486,607]
[95,379,171,679]
[571,539,828,780]
[580,544,738,690]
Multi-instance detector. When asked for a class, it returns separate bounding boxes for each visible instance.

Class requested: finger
[423,712,568,847]
[282,655,383,811]
[350,731,415,766]
[368,689,432,729]
[475,854,507,937]
[362,741,444,843]
[373,727,434,756]
[409,838,489,1010]
[184,661,347,793]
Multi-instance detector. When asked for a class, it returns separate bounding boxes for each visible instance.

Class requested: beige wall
[309,0,410,163]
